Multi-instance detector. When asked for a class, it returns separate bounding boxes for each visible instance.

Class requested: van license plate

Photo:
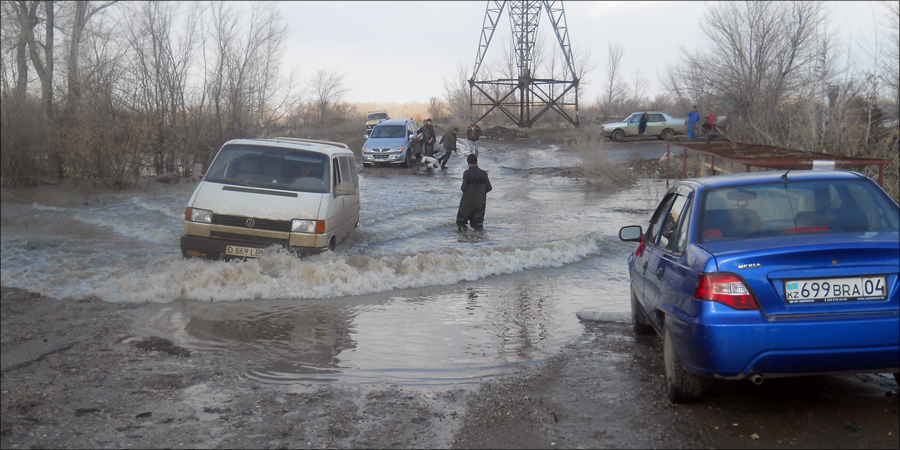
[785,276,887,304]
[225,245,264,258]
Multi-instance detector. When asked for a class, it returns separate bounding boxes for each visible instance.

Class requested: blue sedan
[618,170,899,403]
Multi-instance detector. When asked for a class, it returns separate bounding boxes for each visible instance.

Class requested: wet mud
[2,287,897,449]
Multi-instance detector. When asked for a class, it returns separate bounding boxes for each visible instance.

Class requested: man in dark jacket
[456,153,492,232]
[638,112,648,135]
[420,118,436,157]
[466,120,483,155]
[438,127,458,170]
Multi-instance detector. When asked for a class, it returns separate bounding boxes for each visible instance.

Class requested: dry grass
[566,135,637,189]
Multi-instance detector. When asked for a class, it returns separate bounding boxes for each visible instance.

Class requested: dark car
[619,170,899,402]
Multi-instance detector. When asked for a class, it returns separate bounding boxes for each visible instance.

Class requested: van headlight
[292,219,316,233]
[189,207,212,223]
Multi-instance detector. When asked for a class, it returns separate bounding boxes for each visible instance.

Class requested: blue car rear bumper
[668,303,900,378]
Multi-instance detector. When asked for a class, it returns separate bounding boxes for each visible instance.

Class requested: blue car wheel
[664,320,704,403]
[631,290,655,336]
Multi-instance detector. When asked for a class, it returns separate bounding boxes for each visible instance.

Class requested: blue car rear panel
[634,171,900,380]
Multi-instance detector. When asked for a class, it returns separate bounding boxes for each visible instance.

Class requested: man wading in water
[456,154,492,232]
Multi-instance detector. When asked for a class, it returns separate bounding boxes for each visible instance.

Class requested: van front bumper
[180,234,327,260]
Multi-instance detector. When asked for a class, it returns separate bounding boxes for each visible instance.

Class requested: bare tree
[64,1,117,114]
[604,42,624,116]
[309,69,347,123]
[882,1,899,119]
[428,96,445,121]
[15,0,54,117]
[629,68,649,110]
[442,63,471,123]
[664,1,827,142]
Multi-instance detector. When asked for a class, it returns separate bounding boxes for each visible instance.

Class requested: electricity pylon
[469,1,579,128]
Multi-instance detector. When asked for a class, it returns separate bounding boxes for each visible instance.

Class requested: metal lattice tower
[469,1,579,128]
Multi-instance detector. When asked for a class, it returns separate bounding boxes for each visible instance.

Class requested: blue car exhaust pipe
[748,373,764,385]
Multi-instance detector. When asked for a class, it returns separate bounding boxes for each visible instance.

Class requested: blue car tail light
[694,273,759,310]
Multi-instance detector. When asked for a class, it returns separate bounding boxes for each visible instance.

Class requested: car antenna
[781,149,809,182]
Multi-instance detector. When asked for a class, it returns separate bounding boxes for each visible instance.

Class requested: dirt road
[2,287,897,449]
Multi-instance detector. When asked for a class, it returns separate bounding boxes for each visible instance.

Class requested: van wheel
[663,320,704,403]
[328,237,336,252]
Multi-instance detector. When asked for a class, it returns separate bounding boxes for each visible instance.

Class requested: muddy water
[1,140,668,386]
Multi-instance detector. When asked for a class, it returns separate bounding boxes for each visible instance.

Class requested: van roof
[225,138,355,157]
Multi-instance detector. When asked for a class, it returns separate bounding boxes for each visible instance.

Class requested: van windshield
[370,125,406,139]
[204,144,331,193]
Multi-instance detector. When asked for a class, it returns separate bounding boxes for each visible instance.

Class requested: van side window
[339,157,352,187]
[333,159,341,189]
[345,157,359,186]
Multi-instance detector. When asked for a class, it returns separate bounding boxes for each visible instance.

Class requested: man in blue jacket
[687,105,700,140]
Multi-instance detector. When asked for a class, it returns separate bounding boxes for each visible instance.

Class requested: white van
[181,138,360,259]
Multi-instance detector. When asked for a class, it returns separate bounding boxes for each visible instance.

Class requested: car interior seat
[700,208,762,239]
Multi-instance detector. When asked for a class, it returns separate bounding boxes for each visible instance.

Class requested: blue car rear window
[698,179,899,242]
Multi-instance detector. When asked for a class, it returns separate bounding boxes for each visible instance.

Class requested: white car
[181,138,360,259]
[600,112,687,142]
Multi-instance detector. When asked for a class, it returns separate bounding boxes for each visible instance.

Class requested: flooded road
[1,139,669,387]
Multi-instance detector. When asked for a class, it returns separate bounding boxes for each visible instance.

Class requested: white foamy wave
[72,212,178,245]
[89,233,622,303]
[131,197,184,220]
[31,203,68,212]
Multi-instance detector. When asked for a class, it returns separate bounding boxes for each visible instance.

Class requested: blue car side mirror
[619,225,643,242]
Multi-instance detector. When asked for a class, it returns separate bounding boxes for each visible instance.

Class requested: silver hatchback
[600,112,686,142]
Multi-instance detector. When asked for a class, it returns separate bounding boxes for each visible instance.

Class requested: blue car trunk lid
[701,233,899,317]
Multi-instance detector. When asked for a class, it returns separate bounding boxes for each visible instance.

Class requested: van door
[330,156,359,245]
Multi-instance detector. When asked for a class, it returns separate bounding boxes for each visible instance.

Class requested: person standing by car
[700,115,713,141]
[687,106,700,139]
[466,120,483,155]
[421,118,436,157]
[456,153,492,232]
[438,127,459,170]
[638,112,649,135]
[707,111,716,130]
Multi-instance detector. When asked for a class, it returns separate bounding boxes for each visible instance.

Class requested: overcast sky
[279,1,891,104]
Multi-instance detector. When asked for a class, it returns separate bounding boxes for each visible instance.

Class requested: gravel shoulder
[3,286,898,449]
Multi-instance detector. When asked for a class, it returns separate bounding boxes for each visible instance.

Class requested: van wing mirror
[336,181,356,196]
